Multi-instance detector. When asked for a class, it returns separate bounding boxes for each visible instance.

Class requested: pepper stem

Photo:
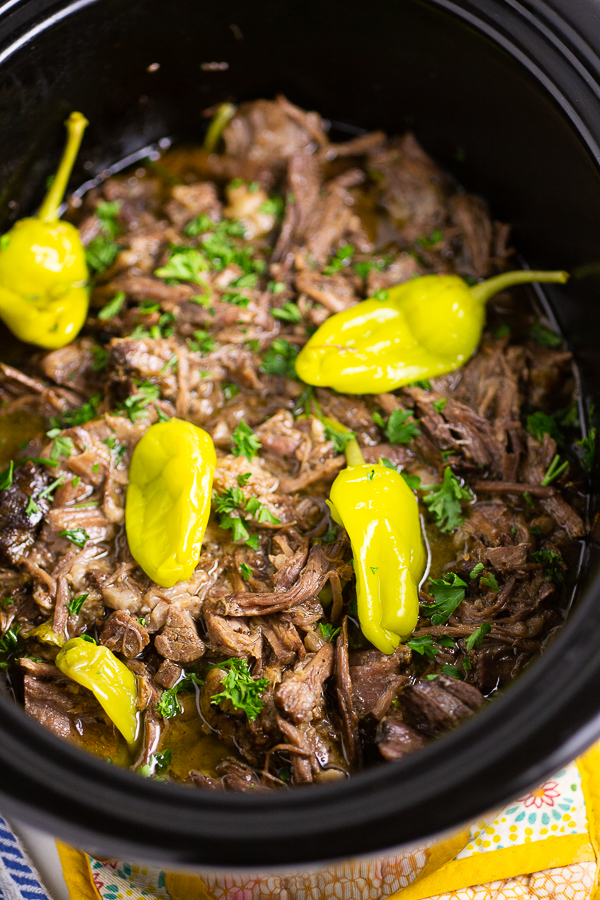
[37,111,89,223]
[321,416,365,466]
[204,103,237,153]
[470,269,569,304]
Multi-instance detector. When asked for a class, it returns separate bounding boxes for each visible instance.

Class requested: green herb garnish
[118,381,160,423]
[0,461,13,491]
[210,658,269,721]
[231,420,261,462]
[466,623,491,650]
[407,634,438,658]
[386,409,420,445]
[59,528,90,549]
[541,454,569,486]
[98,291,126,321]
[422,467,473,532]
[480,572,499,591]
[318,622,341,642]
[260,339,299,378]
[531,549,565,583]
[156,673,205,719]
[272,302,301,323]
[67,593,89,616]
[155,246,209,283]
[422,573,467,625]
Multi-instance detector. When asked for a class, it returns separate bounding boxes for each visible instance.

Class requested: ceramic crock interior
[0,0,599,870]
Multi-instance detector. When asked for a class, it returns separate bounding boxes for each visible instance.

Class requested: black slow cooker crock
[0,0,599,871]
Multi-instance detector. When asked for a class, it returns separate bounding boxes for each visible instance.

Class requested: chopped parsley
[531,549,565,583]
[577,428,596,473]
[0,461,13,491]
[104,435,127,462]
[118,381,160,422]
[432,398,447,413]
[187,329,216,355]
[324,423,355,454]
[495,324,511,339]
[259,195,285,217]
[416,229,443,249]
[480,572,499,591]
[231,421,261,461]
[139,748,172,777]
[526,411,562,445]
[67,593,89,616]
[268,281,286,294]
[214,487,280,540]
[373,289,389,302]
[98,291,126,321]
[222,291,250,309]
[410,379,432,390]
[59,528,90,549]
[183,214,214,237]
[37,474,65,502]
[86,201,122,274]
[237,473,252,486]
[260,339,299,378]
[422,467,473,532]
[470,562,484,580]
[223,383,240,400]
[210,658,269,721]
[317,622,341,642]
[156,673,205,719]
[214,486,245,516]
[422,572,467,625]
[529,322,562,348]
[50,394,102,430]
[155,246,209,283]
[25,496,39,517]
[541,454,569,486]
[353,258,389,279]
[91,346,110,372]
[240,563,253,580]
[401,471,422,491]
[386,409,420,444]
[47,430,74,462]
[407,634,438,658]
[0,624,23,670]
[465,623,491,650]
[323,244,353,275]
[437,635,455,648]
[272,302,301,323]
[438,664,464,680]
[199,221,264,275]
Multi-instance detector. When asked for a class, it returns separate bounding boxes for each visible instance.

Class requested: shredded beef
[0,96,587,791]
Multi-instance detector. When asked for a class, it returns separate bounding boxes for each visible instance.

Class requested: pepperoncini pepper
[296,270,569,393]
[326,424,425,654]
[125,417,216,588]
[0,112,90,349]
[55,637,138,744]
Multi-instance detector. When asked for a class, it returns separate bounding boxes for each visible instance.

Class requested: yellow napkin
[57,743,600,900]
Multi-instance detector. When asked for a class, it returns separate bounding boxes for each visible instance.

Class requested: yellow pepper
[0,112,89,349]
[55,637,138,744]
[296,270,569,393]
[327,426,425,654]
[125,417,216,587]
